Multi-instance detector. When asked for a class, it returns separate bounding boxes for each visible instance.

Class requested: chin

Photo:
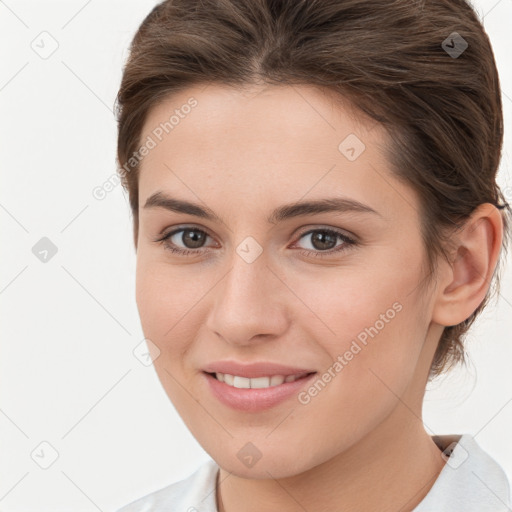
[208,441,322,480]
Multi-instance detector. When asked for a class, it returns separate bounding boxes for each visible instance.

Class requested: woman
[114,0,511,510]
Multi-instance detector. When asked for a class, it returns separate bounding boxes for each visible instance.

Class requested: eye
[293,227,356,258]
[155,227,215,256]
[154,226,357,258]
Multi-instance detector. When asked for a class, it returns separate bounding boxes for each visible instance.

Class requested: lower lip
[203,371,317,412]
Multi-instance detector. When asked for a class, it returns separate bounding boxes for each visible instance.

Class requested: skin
[134,83,503,512]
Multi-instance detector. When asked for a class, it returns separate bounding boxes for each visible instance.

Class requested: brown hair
[115,0,511,379]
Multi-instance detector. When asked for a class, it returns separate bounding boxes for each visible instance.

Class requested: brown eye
[154,226,356,259]
[306,230,338,250]
[177,228,208,249]
[294,228,356,258]
[156,227,214,255]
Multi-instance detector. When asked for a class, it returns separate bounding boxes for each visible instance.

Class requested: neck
[216,403,446,512]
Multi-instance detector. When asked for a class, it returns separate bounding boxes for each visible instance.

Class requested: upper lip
[203,361,316,379]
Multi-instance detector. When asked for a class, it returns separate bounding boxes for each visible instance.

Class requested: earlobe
[431,203,503,327]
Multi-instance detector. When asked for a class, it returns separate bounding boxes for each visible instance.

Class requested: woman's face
[135,83,444,478]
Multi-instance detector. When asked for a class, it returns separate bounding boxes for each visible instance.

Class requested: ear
[432,203,504,327]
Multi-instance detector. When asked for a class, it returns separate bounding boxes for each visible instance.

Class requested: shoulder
[116,459,219,512]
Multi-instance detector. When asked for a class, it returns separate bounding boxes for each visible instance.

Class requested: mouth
[202,370,318,412]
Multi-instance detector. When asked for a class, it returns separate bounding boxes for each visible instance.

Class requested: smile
[212,371,313,389]
[203,371,318,412]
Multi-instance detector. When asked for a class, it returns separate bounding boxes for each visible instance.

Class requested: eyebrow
[142,191,381,224]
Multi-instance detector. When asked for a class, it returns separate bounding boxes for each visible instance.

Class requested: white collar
[413,433,511,511]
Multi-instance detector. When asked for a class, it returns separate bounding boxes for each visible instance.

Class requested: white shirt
[116,434,511,511]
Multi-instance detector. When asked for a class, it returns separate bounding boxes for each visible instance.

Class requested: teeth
[233,376,251,388]
[214,372,309,389]
[270,375,285,386]
[249,376,271,388]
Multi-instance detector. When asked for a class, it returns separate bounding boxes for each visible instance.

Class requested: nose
[205,250,289,347]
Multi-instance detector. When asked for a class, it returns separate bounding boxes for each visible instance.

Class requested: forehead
[137,83,416,222]
[140,82,375,156]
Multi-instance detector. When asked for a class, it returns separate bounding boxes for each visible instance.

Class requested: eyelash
[154,226,357,259]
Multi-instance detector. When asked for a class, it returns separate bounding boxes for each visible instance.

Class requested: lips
[203,370,318,411]
[201,360,318,411]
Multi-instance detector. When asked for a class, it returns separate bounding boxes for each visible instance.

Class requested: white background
[1,1,511,510]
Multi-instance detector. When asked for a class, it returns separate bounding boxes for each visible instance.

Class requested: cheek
[135,256,204,357]
[287,252,429,388]
[284,269,428,455]
[135,258,207,410]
